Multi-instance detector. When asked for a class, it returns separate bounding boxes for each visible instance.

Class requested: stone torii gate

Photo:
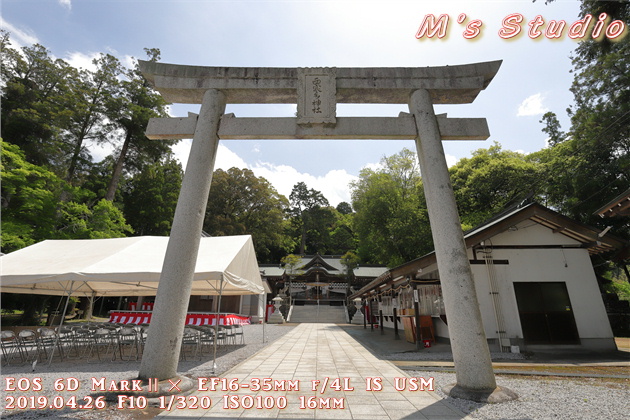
[137,60,516,402]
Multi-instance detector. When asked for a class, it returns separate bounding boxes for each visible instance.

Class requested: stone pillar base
[442,383,518,403]
[267,313,285,324]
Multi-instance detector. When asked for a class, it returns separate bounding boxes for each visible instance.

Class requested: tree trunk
[66,135,85,184]
[105,129,132,201]
[66,95,98,184]
[299,222,306,255]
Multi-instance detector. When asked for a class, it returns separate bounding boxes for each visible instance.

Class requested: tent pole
[98,295,105,317]
[48,281,74,366]
[212,276,226,375]
[86,292,96,322]
[262,293,266,343]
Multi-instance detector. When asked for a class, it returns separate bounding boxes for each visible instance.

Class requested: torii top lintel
[138,60,502,105]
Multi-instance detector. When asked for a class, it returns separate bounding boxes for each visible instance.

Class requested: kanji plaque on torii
[137,60,517,403]
[296,67,336,125]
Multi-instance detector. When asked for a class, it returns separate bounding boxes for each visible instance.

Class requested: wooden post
[413,284,422,350]
[370,299,374,332]
[393,306,400,340]
[363,300,367,329]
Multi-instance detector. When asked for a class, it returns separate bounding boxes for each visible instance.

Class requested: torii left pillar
[138,89,225,385]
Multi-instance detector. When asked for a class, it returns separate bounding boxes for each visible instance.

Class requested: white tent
[0,235,265,297]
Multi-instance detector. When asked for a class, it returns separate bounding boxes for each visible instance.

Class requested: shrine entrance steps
[289,304,347,323]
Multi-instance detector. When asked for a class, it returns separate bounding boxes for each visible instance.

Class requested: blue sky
[2,0,590,205]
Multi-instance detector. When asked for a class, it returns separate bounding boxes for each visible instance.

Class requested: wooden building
[261,255,388,306]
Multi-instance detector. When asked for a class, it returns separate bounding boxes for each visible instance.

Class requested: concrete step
[290,305,347,323]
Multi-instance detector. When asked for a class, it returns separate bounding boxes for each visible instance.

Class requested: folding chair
[1,331,23,365]
[132,325,146,355]
[55,327,80,359]
[87,328,117,362]
[180,327,201,361]
[117,327,140,361]
[221,325,236,345]
[215,325,227,345]
[70,326,93,358]
[190,325,214,355]
[36,328,64,363]
[232,324,245,345]
[17,329,40,363]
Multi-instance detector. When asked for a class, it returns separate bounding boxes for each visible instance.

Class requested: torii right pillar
[410,89,517,403]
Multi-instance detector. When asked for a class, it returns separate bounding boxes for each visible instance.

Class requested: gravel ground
[408,370,629,420]
[2,324,628,420]
[383,351,527,361]
[1,324,294,419]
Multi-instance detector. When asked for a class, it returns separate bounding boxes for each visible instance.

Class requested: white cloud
[361,161,384,172]
[59,0,71,10]
[64,51,100,71]
[362,153,458,173]
[171,139,193,170]
[250,163,306,198]
[251,164,357,206]
[122,55,136,70]
[312,169,358,206]
[445,154,459,168]
[171,141,355,205]
[216,144,249,171]
[87,139,117,163]
[0,18,38,48]
[64,49,135,73]
[517,93,548,117]
[173,141,248,172]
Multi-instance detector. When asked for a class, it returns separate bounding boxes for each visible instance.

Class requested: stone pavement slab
[156,323,467,419]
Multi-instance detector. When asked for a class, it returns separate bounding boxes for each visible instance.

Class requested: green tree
[104,48,173,201]
[121,159,183,236]
[1,141,65,251]
[329,211,357,255]
[64,53,122,184]
[55,199,133,239]
[281,254,302,275]
[534,0,629,241]
[0,34,76,173]
[336,201,353,215]
[351,148,432,267]
[305,206,338,254]
[449,143,541,228]
[204,167,291,263]
[539,111,566,147]
[1,141,133,253]
[289,182,330,254]
[340,250,360,282]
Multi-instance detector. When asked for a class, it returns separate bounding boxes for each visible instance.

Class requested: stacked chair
[1,321,246,366]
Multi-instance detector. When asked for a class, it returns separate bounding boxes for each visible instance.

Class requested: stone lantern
[351,298,363,325]
[267,296,285,324]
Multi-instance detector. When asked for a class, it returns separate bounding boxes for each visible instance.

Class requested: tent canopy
[0,235,264,297]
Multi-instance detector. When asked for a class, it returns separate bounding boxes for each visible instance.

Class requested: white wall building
[352,203,626,352]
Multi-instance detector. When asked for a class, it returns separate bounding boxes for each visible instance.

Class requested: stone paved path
[158,323,466,419]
